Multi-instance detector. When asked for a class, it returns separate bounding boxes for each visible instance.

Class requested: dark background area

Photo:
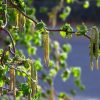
[33,0,100,24]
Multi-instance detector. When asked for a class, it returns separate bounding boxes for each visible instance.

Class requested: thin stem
[0,28,15,54]
[11,67,37,84]
[47,29,76,33]
[84,34,91,40]
[8,0,37,24]
[48,28,91,40]
[1,45,10,66]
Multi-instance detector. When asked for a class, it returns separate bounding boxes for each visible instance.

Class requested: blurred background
[32,0,100,100]
[33,0,100,24]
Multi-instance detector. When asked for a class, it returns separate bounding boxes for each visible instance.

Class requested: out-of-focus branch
[0,28,15,54]
[48,0,64,27]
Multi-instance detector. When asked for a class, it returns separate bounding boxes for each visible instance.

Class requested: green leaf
[16,91,23,97]
[65,0,74,4]
[83,1,89,9]
[59,6,71,21]
[49,69,57,77]
[49,60,55,67]
[53,41,60,49]
[61,69,70,81]
[74,79,81,87]
[34,59,43,71]
[71,67,81,78]
[76,23,88,35]
[36,21,46,31]
[70,89,76,96]
[27,46,37,55]
[19,83,32,96]
[58,92,66,99]
[97,0,100,7]
[0,78,4,87]
[59,52,68,61]
[60,23,73,38]
[79,84,85,91]
[62,44,72,53]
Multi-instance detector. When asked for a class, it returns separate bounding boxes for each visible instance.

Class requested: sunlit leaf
[71,67,81,78]
[27,46,37,55]
[76,23,88,35]
[49,68,57,77]
[36,21,46,31]
[62,44,72,53]
[65,0,74,4]
[97,0,100,7]
[60,23,73,38]
[59,6,71,21]
[83,1,89,9]
[61,69,70,81]
[34,59,43,71]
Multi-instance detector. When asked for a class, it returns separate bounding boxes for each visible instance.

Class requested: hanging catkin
[16,12,25,32]
[93,27,99,70]
[89,39,94,70]
[42,30,49,66]
[31,62,38,96]
[90,26,99,70]
[9,67,16,97]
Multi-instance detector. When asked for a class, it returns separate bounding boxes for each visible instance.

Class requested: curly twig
[0,28,15,54]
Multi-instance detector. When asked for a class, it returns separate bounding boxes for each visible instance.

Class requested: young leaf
[62,44,72,53]
[36,21,46,31]
[60,23,73,38]
[59,6,71,21]
[71,67,81,78]
[83,1,89,9]
[76,23,88,35]
[61,69,70,81]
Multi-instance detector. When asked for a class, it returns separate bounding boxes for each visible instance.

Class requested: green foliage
[59,6,71,21]
[34,59,43,71]
[83,1,90,9]
[1,0,98,99]
[61,69,70,81]
[19,83,32,96]
[65,0,75,4]
[62,44,72,53]
[76,23,88,36]
[60,23,73,38]
[71,67,81,78]
[36,21,46,31]
[96,0,100,7]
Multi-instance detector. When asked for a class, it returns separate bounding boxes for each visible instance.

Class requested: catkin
[10,67,16,96]
[16,13,19,28]
[90,26,99,70]
[42,30,49,66]
[16,12,25,32]
[90,39,94,70]
[93,27,99,70]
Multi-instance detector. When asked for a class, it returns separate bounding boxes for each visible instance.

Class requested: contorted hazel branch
[0,27,15,66]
